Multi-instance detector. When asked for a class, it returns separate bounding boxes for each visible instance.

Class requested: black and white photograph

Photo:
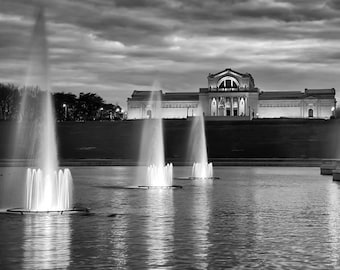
[1,0,340,269]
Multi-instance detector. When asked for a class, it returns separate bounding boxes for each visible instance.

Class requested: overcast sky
[1,0,340,107]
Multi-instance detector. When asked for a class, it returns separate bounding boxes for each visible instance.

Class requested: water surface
[0,166,339,269]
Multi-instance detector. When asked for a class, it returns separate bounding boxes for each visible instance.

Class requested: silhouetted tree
[99,103,123,120]
[75,92,105,121]
[0,83,123,121]
[0,83,20,120]
[53,92,77,121]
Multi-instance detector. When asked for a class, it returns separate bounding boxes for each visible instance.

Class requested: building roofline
[129,90,199,101]
[259,89,336,100]
[208,68,249,78]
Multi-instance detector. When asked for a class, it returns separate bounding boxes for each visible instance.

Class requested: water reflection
[327,182,340,266]
[5,166,340,269]
[109,189,128,268]
[146,189,174,268]
[23,215,70,270]
[192,180,213,269]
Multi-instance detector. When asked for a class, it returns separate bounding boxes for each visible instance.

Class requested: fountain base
[4,206,90,215]
[174,176,219,180]
[126,185,182,189]
[189,176,219,180]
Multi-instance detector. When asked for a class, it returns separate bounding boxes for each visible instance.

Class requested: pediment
[209,68,245,79]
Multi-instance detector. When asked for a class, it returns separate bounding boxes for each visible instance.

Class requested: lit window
[217,76,239,91]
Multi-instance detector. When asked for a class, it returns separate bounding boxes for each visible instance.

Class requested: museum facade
[127,68,336,120]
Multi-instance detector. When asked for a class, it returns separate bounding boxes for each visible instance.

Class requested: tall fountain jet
[189,106,213,179]
[138,91,173,187]
[11,7,73,212]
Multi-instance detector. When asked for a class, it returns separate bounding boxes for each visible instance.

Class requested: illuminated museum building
[127,68,336,120]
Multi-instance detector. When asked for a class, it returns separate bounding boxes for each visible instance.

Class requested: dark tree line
[0,83,20,120]
[0,83,124,121]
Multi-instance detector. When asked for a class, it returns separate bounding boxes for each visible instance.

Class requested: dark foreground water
[1,166,340,269]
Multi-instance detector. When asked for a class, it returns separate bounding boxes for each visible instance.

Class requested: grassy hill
[0,118,338,162]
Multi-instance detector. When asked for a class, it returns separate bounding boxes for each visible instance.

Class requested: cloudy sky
[1,0,340,107]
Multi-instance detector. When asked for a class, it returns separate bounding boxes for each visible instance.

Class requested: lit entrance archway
[239,97,245,116]
[308,109,313,118]
[211,98,217,116]
[226,98,231,116]
[232,97,238,116]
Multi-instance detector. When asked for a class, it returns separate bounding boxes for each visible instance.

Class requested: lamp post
[115,107,120,120]
[100,107,103,120]
[62,103,67,120]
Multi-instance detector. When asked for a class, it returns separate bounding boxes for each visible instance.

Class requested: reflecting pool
[1,166,340,269]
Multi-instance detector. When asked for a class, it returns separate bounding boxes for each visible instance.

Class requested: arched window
[211,98,217,116]
[308,109,313,118]
[217,76,239,91]
[146,110,152,119]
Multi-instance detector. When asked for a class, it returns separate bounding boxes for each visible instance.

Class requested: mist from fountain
[11,7,73,211]
[138,90,173,187]
[189,106,213,179]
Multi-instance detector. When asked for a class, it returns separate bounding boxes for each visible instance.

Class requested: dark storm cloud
[1,0,340,106]
[231,1,335,22]
[147,0,330,25]
[325,0,340,11]
[113,0,164,8]
[149,0,337,41]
